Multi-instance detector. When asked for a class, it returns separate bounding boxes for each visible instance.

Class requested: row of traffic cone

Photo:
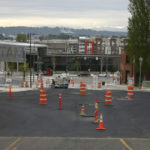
[39,89,62,110]
[70,79,102,89]
[22,79,43,88]
[80,100,106,130]
[39,78,51,88]
[39,78,46,104]
[81,82,134,99]
[80,88,134,130]
[22,80,29,88]
[80,87,134,107]
[39,90,107,131]
[22,78,50,89]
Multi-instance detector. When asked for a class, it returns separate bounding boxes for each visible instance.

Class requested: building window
[126,55,130,64]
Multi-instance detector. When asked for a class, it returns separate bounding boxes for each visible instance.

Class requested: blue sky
[0,0,129,31]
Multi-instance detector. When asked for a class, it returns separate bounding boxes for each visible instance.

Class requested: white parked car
[51,75,70,89]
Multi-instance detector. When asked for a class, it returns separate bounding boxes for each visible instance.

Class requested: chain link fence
[0,72,29,87]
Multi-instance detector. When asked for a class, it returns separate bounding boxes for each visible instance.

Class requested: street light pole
[139,57,143,88]
[100,57,103,73]
[65,41,68,73]
[133,56,135,83]
[33,40,35,83]
[106,47,108,75]
[29,33,32,88]
[95,56,99,73]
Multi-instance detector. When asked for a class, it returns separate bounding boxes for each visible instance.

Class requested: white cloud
[0,0,129,30]
[0,16,128,30]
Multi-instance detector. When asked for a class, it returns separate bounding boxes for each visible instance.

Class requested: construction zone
[0,73,150,150]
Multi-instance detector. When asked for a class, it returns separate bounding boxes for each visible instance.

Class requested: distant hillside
[0,26,127,37]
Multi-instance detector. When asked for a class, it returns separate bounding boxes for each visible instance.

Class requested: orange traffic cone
[80,104,86,116]
[40,89,47,104]
[25,81,29,88]
[70,79,74,87]
[98,82,101,88]
[96,113,106,130]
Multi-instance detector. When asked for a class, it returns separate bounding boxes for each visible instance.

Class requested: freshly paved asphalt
[0,88,150,150]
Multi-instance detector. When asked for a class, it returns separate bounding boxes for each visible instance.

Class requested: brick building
[120,50,133,84]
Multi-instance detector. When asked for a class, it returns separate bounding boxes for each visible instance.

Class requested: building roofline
[0,40,47,48]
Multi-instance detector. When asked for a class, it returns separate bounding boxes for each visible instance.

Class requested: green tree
[8,62,29,73]
[0,34,4,40]
[39,33,74,40]
[127,0,150,74]
[51,56,56,72]
[16,34,27,42]
[39,36,45,41]
[8,62,16,72]
[19,63,30,80]
[74,60,81,73]
[19,63,30,72]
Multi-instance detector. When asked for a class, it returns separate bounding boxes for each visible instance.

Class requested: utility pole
[100,57,103,73]
[29,33,32,88]
[33,39,35,83]
[66,40,68,73]
[106,47,108,75]
[139,57,143,88]
[133,56,135,83]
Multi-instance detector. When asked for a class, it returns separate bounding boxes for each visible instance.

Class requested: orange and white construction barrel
[80,83,86,95]
[105,90,112,104]
[127,86,134,98]
[40,89,47,104]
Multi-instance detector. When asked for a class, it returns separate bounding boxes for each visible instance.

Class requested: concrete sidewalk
[0,84,150,93]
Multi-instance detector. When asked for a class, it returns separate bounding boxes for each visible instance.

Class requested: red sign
[85,41,94,54]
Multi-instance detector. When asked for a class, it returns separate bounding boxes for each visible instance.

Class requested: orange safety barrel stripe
[40,96,47,99]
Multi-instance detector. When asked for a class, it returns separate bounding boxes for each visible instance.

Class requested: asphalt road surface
[0,88,150,150]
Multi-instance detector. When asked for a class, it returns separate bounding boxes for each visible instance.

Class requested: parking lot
[0,87,150,149]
